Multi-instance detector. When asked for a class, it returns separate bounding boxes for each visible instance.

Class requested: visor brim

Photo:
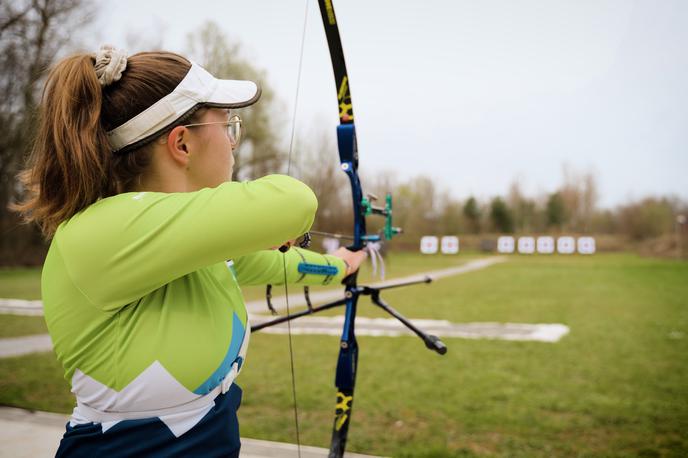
[206,79,261,109]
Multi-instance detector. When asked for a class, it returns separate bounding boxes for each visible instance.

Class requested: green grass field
[1,253,687,457]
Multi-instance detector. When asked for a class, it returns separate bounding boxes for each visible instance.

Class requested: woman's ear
[165,126,190,167]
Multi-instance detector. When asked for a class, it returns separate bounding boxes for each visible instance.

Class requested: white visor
[107,62,260,153]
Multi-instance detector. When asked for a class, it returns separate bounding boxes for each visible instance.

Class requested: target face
[537,236,555,254]
[577,237,596,254]
[420,236,439,254]
[518,237,535,254]
[497,236,515,253]
[441,236,459,254]
[557,236,576,254]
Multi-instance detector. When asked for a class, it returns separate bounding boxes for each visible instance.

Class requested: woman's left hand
[331,247,367,276]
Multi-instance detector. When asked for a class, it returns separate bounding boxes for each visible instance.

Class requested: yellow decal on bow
[335,412,348,431]
[338,77,354,121]
[324,0,336,25]
[337,76,349,101]
[334,391,353,431]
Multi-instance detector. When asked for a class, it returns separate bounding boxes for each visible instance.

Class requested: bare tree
[298,129,351,234]
[437,192,463,236]
[507,181,537,233]
[580,172,599,232]
[1,0,94,264]
[186,22,285,181]
[559,164,599,232]
[393,176,439,240]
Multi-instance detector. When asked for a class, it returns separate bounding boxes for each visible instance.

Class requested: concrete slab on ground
[0,334,52,358]
[0,407,381,458]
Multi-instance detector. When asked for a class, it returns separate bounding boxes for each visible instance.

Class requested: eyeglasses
[183,114,243,147]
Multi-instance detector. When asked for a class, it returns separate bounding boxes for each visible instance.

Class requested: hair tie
[93,45,128,87]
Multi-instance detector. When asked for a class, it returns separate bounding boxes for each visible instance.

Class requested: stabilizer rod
[252,277,447,356]
[368,289,447,355]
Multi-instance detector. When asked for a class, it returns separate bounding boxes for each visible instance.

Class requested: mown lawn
[0,268,42,300]
[0,314,48,338]
[0,253,686,457]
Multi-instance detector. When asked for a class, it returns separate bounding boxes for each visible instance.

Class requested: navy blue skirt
[56,384,242,457]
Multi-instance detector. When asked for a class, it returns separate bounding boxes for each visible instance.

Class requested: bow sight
[360,193,402,241]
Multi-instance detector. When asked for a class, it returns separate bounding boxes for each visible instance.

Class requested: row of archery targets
[419,235,597,255]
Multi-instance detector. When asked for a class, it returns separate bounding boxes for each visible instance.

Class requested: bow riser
[337,124,365,250]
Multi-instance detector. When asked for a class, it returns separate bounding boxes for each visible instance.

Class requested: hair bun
[93,45,128,87]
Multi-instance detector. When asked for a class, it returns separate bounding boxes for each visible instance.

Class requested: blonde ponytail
[14,51,192,237]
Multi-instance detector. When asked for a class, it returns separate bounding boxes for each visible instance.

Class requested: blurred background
[1,1,687,457]
[1,0,687,264]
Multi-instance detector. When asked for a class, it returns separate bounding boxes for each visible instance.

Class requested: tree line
[1,0,685,265]
[299,156,686,255]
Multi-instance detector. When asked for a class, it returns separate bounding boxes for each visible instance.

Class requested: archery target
[557,236,576,254]
[517,237,535,254]
[441,236,459,254]
[577,237,596,255]
[537,236,555,254]
[420,236,439,254]
[497,236,515,253]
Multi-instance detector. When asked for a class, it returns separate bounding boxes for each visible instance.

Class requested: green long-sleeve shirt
[42,175,345,424]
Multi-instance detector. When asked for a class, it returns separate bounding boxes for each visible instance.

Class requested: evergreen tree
[546,192,567,229]
[463,196,481,233]
[490,197,514,233]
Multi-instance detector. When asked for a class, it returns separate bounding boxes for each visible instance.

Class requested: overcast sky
[90,0,688,208]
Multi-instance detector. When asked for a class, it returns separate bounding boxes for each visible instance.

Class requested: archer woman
[15,46,366,457]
